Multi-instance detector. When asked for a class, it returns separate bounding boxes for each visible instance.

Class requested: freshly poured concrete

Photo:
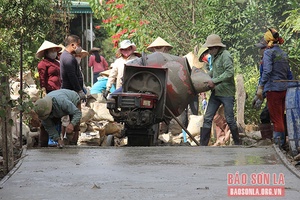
[0,146,299,200]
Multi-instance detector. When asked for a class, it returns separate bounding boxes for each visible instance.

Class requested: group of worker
[33,27,292,148]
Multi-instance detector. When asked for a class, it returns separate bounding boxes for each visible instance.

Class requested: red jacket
[37,58,61,92]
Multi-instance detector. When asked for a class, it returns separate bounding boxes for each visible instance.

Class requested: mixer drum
[125,52,197,117]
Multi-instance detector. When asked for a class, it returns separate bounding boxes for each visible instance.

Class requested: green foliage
[281,7,300,79]
[1,0,299,126]
[89,0,300,124]
[89,0,152,54]
[0,0,69,124]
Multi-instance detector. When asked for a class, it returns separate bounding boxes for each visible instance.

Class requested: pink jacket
[88,55,109,73]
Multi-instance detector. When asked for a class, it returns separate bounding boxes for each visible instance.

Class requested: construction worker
[34,89,82,147]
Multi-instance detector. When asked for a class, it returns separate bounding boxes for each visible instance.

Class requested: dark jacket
[260,45,293,91]
[60,50,84,92]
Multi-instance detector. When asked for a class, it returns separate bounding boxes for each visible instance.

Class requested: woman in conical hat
[147,37,173,53]
[36,40,62,94]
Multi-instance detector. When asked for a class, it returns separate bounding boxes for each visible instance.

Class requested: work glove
[252,95,263,110]
[256,86,264,100]
[103,90,110,99]
[78,90,86,101]
[206,80,215,89]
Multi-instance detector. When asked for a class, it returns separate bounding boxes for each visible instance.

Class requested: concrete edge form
[0,146,27,189]
[273,144,300,179]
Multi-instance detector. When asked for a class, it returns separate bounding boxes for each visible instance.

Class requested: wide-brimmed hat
[255,37,267,49]
[89,47,101,54]
[36,40,62,59]
[202,34,226,48]
[100,69,111,77]
[34,96,53,120]
[147,37,173,52]
[75,49,89,58]
[117,40,137,54]
[197,47,209,59]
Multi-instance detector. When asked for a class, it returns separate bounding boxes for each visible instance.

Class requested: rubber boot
[259,123,273,140]
[273,131,285,147]
[200,127,211,146]
[39,125,48,147]
[230,127,241,145]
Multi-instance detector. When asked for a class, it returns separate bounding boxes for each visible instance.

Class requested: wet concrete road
[0,146,299,200]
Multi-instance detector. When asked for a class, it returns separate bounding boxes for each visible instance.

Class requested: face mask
[46,51,57,60]
[76,57,81,64]
[75,46,82,54]
[202,54,211,63]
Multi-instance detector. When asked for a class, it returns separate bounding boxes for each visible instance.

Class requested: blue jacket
[259,45,293,91]
[90,77,116,94]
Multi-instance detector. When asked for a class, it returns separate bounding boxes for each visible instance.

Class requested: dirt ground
[0,147,23,180]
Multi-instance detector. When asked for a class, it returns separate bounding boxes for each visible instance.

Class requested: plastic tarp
[286,83,300,156]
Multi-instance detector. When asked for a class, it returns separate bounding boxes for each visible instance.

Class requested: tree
[0,0,70,155]
[89,0,300,124]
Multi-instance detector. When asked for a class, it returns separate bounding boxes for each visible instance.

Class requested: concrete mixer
[106,52,211,146]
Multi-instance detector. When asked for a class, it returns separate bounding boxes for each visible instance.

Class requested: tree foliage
[0,0,71,117]
[1,0,299,125]
[89,0,300,124]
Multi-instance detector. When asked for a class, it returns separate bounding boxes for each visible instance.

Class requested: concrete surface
[0,146,299,200]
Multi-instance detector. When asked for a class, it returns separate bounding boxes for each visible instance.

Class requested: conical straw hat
[147,37,173,52]
[89,47,101,54]
[35,40,62,59]
[58,44,65,54]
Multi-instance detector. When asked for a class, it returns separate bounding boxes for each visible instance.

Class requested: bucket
[286,83,300,156]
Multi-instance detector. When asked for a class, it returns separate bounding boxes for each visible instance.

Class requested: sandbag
[24,84,39,102]
[78,131,102,146]
[187,115,203,138]
[90,102,114,122]
[105,122,123,136]
[168,119,182,135]
[81,106,96,123]
[184,52,204,69]
[191,67,212,93]
[79,123,88,132]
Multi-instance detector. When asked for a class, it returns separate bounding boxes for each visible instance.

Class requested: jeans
[203,91,237,131]
[93,72,100,84]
